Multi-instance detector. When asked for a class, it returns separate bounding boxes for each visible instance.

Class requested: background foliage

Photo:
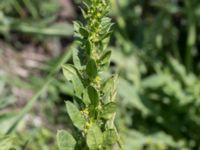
[1,0,200,149]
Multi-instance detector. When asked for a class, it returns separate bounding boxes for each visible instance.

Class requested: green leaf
[79,27,89,37]
[87,86,99,107]
[100,31,112,41]
[80,8,87,18]
[102,75,118,103]
[118,79,150,115]
[72,45,87,69]
[101,17,112,26]
[57,130,76,150]
[85,39,92,55]
[72,45,82,69]
[83,88,91,105]
[62,64,77,81]
[86,124,103,150]
[100,17,114,39]
[73,21,81,32]
[142,74,168,89]
[86,59,98,79]
[100,102,117,119]
[83,1,90,9]
[62,65,84,98]
[102,129,118,150]
[99,50,112,67]
[66,101,85,130]
[0,134,13,150]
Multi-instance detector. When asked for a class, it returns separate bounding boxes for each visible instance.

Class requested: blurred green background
[1,0,200,149]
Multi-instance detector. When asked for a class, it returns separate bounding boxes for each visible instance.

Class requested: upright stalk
[57,0,121,150]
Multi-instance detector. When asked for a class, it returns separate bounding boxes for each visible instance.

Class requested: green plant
[57,0,121,149]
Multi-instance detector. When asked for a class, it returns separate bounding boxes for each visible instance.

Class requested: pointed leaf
[80,8,87,18]
[73,21,81,32]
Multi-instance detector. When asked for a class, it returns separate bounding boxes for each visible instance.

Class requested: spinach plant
[57,0,121,149]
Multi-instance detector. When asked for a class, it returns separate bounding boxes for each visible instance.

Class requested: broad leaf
[102,75,118,103]
[86,59,98,79]
[87,86,99,107]
[62,65,84,98]
[100,102,117,119]
[82,88,91,105]
[85,39,92,55]
[0,134,13,150]
[66,101,85,130]
[101,17,112,27]
[86,124,103,149]
[102,129,118,150]
[118,78,149,115]
[79,27,89,37]
[57,130,76,150]
[99,50,111,67]
[72,46,88,69]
